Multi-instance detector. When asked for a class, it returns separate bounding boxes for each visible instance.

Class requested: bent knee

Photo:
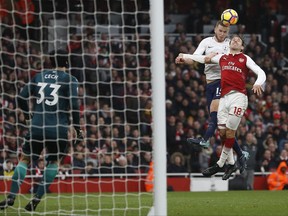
[218,129,226,138]
[226,128,236,138]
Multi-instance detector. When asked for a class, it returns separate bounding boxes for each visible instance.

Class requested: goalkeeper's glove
[74,129,84,146]
[25,119,31,126]
[25,114,33,126]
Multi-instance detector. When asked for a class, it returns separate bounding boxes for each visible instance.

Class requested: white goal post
[150,0,167,215]
[0,0,166,215]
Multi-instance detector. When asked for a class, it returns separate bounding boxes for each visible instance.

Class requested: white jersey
[193,36,230,81]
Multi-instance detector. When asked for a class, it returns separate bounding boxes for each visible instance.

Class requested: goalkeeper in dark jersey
[0,49,84,211]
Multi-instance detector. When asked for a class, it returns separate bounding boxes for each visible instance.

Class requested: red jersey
[219,53,249,97]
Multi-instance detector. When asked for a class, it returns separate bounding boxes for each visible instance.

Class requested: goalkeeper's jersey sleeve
[18,69,80,139]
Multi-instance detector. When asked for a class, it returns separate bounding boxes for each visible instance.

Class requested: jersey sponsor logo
[222,65,242,73]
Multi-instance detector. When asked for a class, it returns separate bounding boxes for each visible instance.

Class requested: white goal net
[0,0,157,215]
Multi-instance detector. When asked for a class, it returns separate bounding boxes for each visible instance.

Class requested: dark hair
[230,34,245,47]
[49,49,69,68]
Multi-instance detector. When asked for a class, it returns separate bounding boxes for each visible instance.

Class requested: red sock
[224,138,234,148]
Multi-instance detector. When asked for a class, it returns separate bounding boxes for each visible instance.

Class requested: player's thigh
[226,93,248,130]
[217,98,227,129]
[206,80,221,113]
[46,138,68,162]
[22,134,44,161]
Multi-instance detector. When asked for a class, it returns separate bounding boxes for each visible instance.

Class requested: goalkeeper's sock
[9,162,28,200]
[35,163,58,199]
[204,112,217,141]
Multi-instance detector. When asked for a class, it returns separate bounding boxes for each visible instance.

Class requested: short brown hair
[231,34,245,47]
[215,20,229,28]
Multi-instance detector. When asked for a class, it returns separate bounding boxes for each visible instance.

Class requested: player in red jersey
[182,35,266,180]
[175,22,250,174]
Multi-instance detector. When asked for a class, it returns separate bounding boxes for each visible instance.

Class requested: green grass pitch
[1,191,287,216]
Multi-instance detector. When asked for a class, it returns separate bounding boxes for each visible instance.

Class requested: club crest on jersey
[239,58,244,63]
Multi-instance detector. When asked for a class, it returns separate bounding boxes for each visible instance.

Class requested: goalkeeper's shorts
[22,134,68,161]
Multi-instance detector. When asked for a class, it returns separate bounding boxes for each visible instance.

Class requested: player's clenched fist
[175,53,185,64]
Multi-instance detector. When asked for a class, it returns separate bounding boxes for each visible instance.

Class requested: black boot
[24,195,41,211]
[0,197,15,210]
[222,164,237,180]
[202,163,222,177]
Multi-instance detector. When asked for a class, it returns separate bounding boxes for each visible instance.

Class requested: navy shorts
[206,80,221,113]
[22,134,68,162]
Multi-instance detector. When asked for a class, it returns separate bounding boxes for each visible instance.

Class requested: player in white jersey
[193,33,230,81]
[175,21,249,173]
[182,35,266,180]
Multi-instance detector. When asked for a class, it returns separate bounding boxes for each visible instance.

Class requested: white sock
[217,146,231,167]
[227,149,235,165]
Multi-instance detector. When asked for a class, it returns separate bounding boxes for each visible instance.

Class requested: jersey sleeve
[70,76,81,130]
[245,55,266,87]
[183,53,222,64]
[183,54,206,63]
[17,76,36,120]
[193,39,207,55]
[211,54,222,64]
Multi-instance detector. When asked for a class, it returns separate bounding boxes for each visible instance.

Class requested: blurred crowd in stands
[0,0,288,187]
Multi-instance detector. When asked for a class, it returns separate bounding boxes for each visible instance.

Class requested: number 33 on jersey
[17,69,79,137]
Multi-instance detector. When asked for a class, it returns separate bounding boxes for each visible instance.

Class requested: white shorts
[217,92,248,130]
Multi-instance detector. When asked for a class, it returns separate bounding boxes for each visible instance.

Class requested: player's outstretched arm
[175,53,194,65]
[182,53,222,65]
[246,55,266,96]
